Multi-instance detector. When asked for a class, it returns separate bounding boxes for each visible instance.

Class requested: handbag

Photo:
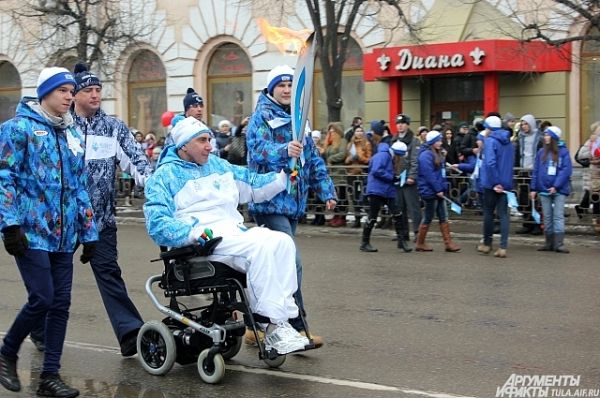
[575,145,590,168]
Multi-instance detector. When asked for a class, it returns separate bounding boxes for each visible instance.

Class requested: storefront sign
[364,39,571,80]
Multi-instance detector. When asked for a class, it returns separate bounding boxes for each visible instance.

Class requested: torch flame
[257,18,311,55]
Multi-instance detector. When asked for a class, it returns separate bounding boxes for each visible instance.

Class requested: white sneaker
[264,321,309,355]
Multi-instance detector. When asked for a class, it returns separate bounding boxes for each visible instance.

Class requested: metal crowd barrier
[115,165,596,226]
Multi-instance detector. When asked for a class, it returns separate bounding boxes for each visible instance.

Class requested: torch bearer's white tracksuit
[144,145,298,323]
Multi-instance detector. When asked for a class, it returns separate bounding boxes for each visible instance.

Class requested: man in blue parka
[0,67,98,398]
[246,65,336,347]
[478,115,515,258]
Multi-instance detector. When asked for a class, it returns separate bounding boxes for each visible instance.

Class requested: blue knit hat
[183,88,203,110]
[36,67,76,100]
[73,63,102,93]
[266,65,294,95]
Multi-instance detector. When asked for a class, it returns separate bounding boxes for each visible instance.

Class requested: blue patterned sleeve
[246,115,289,169]
[0,120,25,230]
[143,166,194,248]
[115,119,153,186]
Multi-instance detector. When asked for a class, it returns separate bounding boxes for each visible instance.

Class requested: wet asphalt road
[0,223,599,398]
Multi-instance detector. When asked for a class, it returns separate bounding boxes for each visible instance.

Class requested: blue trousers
[482,189,510,249]
[1,250,73,374]
[540,194,566,234]
[31,227,143,344]
[252,214,306,331]
[421,197,448,225]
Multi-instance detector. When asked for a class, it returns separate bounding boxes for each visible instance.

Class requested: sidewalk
[115,200,599,248]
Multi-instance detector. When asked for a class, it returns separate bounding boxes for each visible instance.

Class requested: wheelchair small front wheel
[263,354,286,368]
[197,349,225,384]
[137,320,177,376]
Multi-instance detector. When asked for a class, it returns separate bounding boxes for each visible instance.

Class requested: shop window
[207,43,252,128]
[430,76,483,126]
[581,27,600,140]
[0,61,21,122]
[127,50,167,135]
[314,37,364,130]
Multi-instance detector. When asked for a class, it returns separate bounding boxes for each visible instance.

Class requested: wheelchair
[136,237,316,384]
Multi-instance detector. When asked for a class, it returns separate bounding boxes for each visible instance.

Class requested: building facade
[0,0,598,148]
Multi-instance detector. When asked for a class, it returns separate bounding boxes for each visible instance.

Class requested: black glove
[80,242,96,264]
[2,225,28,257]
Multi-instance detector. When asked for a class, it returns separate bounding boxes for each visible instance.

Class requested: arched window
[0,61,22,122]
[207,43,252,129]
[581,28,600,141]
[313,37,364,129]
[128,50,167,135]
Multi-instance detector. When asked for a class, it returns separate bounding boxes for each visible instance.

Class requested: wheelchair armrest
[160,237,223,261]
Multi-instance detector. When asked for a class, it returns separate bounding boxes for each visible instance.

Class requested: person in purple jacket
[361,141,411,252]
[530,126,573,253]
[415,131,461,252]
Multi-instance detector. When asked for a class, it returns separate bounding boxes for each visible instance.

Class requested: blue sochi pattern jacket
[0,97,98,252]
[144,145,286,248]
[73,109,153,232]
[246,91,336,219]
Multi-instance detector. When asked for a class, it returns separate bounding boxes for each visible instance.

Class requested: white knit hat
[484,116,502,130]
[266,65,294,94]
[425,131,442,145]
[37,67,76,100]
[171,116,212,149]
[545,126,562,141]
[390,141,407,156]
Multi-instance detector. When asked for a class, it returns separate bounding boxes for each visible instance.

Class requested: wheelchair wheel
[197,349,225,384]
[263,354,286,368]
[221,335,243,360]
[137,320,176,376]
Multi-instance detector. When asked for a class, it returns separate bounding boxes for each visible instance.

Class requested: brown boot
[594,218,600,234]
[415,224,433,252]
[439,222,461,252]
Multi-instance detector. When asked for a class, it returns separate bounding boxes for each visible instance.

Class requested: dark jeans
[482,189,510,248]
[367,195,399,220]
[1,250,73,374]
[252,214,306,331]
[421,196,447,225]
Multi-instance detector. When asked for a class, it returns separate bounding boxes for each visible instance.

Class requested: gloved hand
[2,226,28,257]
[80,242,96,264]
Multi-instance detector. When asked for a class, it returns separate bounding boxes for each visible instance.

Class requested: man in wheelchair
[143,116,309,355]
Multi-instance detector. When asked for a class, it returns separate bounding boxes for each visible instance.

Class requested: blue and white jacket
[73,109,153,232]
[0,97,98,251]
[144,145,286,248]
[246,91,336,219]
[530,143,572,196]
